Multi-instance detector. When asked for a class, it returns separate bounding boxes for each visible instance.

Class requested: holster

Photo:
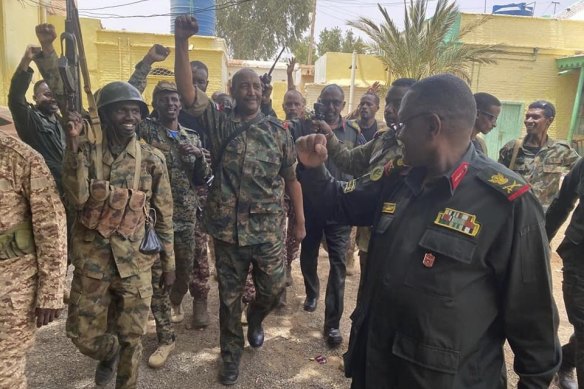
[116,190,147,239]
[95,187,129,238]
[79,179,110,229]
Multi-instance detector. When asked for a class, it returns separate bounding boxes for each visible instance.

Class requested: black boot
[219,361,239,386]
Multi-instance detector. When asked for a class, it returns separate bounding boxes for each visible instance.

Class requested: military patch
[370,166,384,182]
[344,179,356,193]
[422,253,435,268]
[434,208,481,237]
[478,167,531,201]
[381,202,396,214]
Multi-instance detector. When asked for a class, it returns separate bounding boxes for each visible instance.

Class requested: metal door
[484,101,524,160]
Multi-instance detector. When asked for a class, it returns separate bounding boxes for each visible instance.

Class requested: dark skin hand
[161,271,176,293]
[35,308,61,328]
[35,23,57,52]
[178,143,203,158]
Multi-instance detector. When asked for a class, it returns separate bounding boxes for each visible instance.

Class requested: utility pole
[307,0,317,65]
[552,1,560,15]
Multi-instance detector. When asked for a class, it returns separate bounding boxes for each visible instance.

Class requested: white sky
[76,0,578,38]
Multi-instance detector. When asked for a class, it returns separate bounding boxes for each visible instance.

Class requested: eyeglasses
[394,111,433,132]
[478,110,498,123]
[320,99,344,107]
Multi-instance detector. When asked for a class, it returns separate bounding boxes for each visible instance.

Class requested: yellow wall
[315,52,388,87]
[460,13,584,139]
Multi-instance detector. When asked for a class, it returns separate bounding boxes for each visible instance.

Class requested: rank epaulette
[266,116,287,131]
[477,166,530,201]
[383,156,407,177]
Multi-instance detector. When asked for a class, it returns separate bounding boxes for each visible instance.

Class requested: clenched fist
[35,23,57,49]
[174,15,199,40]
[295,133,328,168]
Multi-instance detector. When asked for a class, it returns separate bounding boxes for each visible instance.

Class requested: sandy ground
[26,222,574,389]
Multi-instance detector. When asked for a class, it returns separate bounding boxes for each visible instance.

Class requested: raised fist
[295,133,328,168]
[35,23,57,48]
[22,45,42,61]
[145,44,170,64]
[174,15,199,40]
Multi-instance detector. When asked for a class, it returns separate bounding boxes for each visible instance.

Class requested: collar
[404,143,475,197]
[103,134,138,166]
[522,134,554,149]
[231,110,265,125]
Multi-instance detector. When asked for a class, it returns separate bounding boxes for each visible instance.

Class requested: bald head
[401,73,476,136]
[231,68,259,90]
[283,89,306,120]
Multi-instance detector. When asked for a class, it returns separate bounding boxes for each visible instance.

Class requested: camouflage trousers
[66,260,152,389]
[214,238,285,364]
[189,192,211,300]
[151,257,175,345]
[0,275,36,389]
[169,227,197,306]
[242,198,297,304]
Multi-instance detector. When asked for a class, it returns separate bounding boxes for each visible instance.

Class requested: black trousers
[300,220,351,329]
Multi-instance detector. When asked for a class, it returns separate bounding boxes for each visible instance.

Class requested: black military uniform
[546,157,584,388]
[300,144,560,388]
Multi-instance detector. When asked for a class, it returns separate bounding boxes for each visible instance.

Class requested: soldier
[499,100,580,211]
[296,73,561,388]
[174,15,305,385]
[546,159,584,389]
[471,93,501,155]
[140,81,209,368]
[8,43,65,194]
[0,131,67,389]
[59,80,175,389]
[321,78,415,295]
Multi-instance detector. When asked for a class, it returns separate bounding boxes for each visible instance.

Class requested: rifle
[59,0,104,179]
[259,46,286,86]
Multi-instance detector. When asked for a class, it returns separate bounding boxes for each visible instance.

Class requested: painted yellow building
[0,1,228,111]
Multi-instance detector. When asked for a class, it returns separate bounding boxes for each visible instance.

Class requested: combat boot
[171,303,184,323]
[191,298,210,328]
[94,349,120,386]
[219,361,239,385]
[148,341,176,369]
[557,367,578,389]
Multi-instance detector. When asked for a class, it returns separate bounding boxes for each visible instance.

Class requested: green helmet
[96,81,149,118]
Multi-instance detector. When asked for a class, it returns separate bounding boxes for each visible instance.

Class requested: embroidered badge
[381,202,396,214]
[370,166,384,182]
[423,253,435,268]
[434,208,481,237]
[344,179,356,193]
[488,173,508,186]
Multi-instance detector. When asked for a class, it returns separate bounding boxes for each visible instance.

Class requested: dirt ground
[26,224,573,389]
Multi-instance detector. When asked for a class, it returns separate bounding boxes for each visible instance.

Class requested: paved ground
[26,221,574,388]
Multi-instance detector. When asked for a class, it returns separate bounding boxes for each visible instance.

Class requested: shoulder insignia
[381,202,396,214]
[477,166,530,201]
[383,157,406,176]
[434,208,481,237]
[370,166,384,182]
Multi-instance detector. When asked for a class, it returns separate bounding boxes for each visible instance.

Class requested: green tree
[216,0,312,60]
[293,28,368,64]
[348,0,500,81]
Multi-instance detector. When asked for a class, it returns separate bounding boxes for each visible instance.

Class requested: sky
[76,0,579,38]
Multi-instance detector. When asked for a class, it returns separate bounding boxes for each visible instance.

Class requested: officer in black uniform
[546,158,584,389]
[296,73,561,389]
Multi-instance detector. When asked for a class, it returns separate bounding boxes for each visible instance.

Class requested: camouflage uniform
[63,135,175,389]
[184,90,296,365]
[188,185,211,300]
[0,131,67,389]
[499,136,580,210]
[327,128,402,293]
[140,117,209,343]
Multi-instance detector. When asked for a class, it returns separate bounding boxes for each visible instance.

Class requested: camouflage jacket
[127,59,151,94]
[499,135,580,210]
[184,91,297,246]
[140,117,210,231]
[0,131,67,309]
[63,134,175,278]
[325,118,366,182]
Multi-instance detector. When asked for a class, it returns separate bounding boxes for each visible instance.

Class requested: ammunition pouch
[0,221,35,260]
[95,187,129,238]
[79,179,110,229]
[116,190,147,239]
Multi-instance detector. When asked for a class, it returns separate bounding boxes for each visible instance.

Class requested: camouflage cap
[152,81,178,100]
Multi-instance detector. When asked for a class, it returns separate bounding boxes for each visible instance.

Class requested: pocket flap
[89,180,110,201]
[108,187,130,210]
[138,284,153,298]
[127,190,147,212]
[419,228,476,264]
[250,202,280,214]
[392,332,459,374]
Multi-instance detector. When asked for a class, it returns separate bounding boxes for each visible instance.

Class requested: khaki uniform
[63,135,175,389]
[140,117,209,343]
[499,136,580,210]
[184,91,296,365]
[0,131,67,389]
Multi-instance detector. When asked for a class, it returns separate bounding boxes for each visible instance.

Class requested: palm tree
[348,0,501,82]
